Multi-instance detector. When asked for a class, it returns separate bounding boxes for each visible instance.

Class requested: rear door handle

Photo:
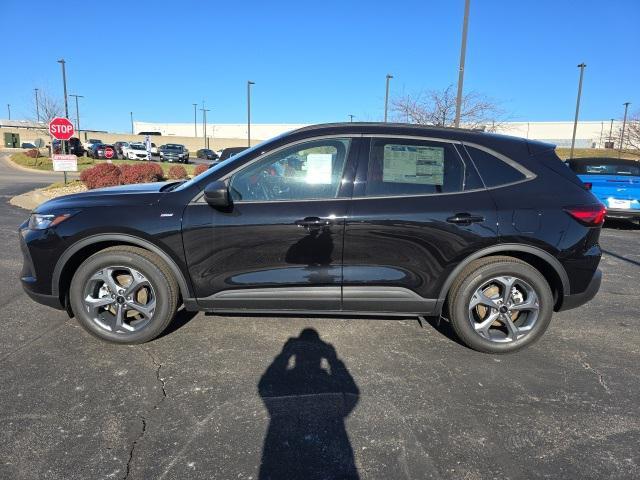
[446,213,485,225]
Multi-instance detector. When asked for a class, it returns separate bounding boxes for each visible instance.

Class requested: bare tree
[391,84,506,130]
[623,110,640,155]
[31,89,63,125]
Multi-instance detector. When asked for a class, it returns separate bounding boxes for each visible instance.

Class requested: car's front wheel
[447,256,553,354]
[69,246,179,344]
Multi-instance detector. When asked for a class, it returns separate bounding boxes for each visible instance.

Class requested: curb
[9,188,51,211]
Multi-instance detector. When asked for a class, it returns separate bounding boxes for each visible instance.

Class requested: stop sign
[49,117,75,140]
[104,147,114,159]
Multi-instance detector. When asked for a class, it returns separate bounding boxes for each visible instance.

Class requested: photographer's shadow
[258,328,360,480]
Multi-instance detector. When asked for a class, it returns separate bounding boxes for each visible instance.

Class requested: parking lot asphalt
[0,164,638,480]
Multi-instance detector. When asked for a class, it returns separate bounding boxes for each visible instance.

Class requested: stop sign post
[49,117,75,184]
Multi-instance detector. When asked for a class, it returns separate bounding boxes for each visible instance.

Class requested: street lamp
[192,103,198,137]
[619,102,631,158]
[130,111,134,134]
[69,94,84,139]
[6,104,10,120]
[608,118,614,148]
[247,81,255,147]
[57,59,69,118]
[348,114,355,122]
[34,88,40,122]
[201,105,210,148]
[569,63,587,160]
[454,0,471,128]
[384,74,393,122]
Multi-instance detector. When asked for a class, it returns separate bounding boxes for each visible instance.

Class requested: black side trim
[435,243,571,312]
[342,286,437,314]
[51,234,193,299]
[558,269,601,312]
[199,287,341,311]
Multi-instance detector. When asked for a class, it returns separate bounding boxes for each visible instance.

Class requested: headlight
[28,213,73,230]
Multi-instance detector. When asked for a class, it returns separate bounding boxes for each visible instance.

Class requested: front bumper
[558,269,602,311]
[19,229,65,310]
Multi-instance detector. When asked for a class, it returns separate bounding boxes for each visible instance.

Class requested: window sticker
[382,144,445,185]
[305,153,333,184]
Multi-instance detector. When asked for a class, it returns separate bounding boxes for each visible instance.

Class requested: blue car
[567,157,640,222]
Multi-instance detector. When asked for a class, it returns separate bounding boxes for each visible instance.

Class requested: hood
[34,182,172,212]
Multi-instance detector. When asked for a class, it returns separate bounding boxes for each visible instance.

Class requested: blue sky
[2,0,638,132]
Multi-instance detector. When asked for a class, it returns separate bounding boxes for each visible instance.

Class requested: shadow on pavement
[257,328,360,479]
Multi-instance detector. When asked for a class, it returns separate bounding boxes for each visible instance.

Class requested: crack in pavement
[580,359,611,394]
[123,349,167,480]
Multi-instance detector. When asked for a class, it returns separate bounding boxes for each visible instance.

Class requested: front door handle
[295,216,333,229]
[446,213,485,225]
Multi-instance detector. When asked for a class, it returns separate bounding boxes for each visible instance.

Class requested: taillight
[564,205,606,226]
[583,182,592,190]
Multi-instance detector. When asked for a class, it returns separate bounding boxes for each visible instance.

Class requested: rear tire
[69,246,179,344]
[447,256,553,354]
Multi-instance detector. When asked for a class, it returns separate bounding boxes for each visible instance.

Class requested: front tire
[447,256,553,354]
[69,246,179,344]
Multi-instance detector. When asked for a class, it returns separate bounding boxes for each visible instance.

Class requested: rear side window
[365,139,476,196]
[466,146,526,187]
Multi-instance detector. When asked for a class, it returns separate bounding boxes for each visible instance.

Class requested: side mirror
[204,180,230,208]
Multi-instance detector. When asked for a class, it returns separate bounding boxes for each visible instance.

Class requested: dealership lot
[0,165,638,479]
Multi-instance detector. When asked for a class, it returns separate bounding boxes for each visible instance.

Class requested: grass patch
[44,180,84,190]
[555,148,639,160]
[10,154,197,175]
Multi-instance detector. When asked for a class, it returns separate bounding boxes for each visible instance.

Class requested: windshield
[174,133,289,192]
[131,144,146,150]
[166,145,183,151]
[570,159,640,176]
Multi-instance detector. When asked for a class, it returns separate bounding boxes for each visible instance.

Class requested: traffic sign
[49,117,75,140]
[104,146,114,159]
[52,154,78,172]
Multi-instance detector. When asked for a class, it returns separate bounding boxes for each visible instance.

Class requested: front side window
[229,138,351,202]
[365,138,469,196]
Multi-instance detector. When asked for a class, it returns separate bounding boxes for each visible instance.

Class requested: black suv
[159,144,189,163]
[19,123,604,353]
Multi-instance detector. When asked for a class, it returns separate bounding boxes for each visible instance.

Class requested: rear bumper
[606,208,640,220]
[558,269,602,312]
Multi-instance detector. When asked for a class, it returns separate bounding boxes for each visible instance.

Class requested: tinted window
[568,159,640,176]
[230,138,350,202]
[365,139,470,196]
[466,146,526,187]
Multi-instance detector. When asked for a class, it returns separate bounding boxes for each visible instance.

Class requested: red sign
[104,147,114,159]
[49,117,75,140]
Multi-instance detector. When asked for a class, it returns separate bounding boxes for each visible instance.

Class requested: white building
[132,120,624,148]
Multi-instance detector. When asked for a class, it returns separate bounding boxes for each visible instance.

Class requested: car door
[342,136,498,314]
[182,136,360,311]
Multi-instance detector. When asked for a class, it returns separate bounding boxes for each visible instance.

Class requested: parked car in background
[160,144,189,163]
[94,144,117,159]
[22,142,37,149]
[218,146,247,161]
[114,141,130,158]
[20,123,604,352]
[123,142,149,160]
[83,138,103,152]
[53,137,85,157]
[197,148,219,161]
[567,157,640,222]
[150,143,159,156]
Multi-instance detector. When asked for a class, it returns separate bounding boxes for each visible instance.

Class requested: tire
[446,256,553,354]
[69,246,179,344]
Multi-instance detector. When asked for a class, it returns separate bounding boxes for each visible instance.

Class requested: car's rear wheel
[447,256,553,354]
[69,246,179,344]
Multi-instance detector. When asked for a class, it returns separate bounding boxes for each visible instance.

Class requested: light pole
[608,118,614,147]
[192,103,198,137]
[454,0,471,128]
[618,102,631,158]
[130,112,134,134]
[348,114,355,122]
[69,94,83,139]
[201,105,210,148]
[384,74,393,122]
[57,59,69,118]
[34,88,40,122]
[6,104,10,120]
[569,63,587,160]
[247,81,255,147]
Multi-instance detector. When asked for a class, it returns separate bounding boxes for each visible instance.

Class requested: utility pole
[57,59,69,118]
[6,104,10,120]
[348,114,355,122]
[608,118,614,147]
[384,74,393,122]
[69,94,84,139]
[201,105,210,148]
[247,81,255,147]
[192,103,198,137]
[454,0,471,128]
[34,88,40,122]
[569,63,587,160]
[130,112,134,134]
[618,102,631,158]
